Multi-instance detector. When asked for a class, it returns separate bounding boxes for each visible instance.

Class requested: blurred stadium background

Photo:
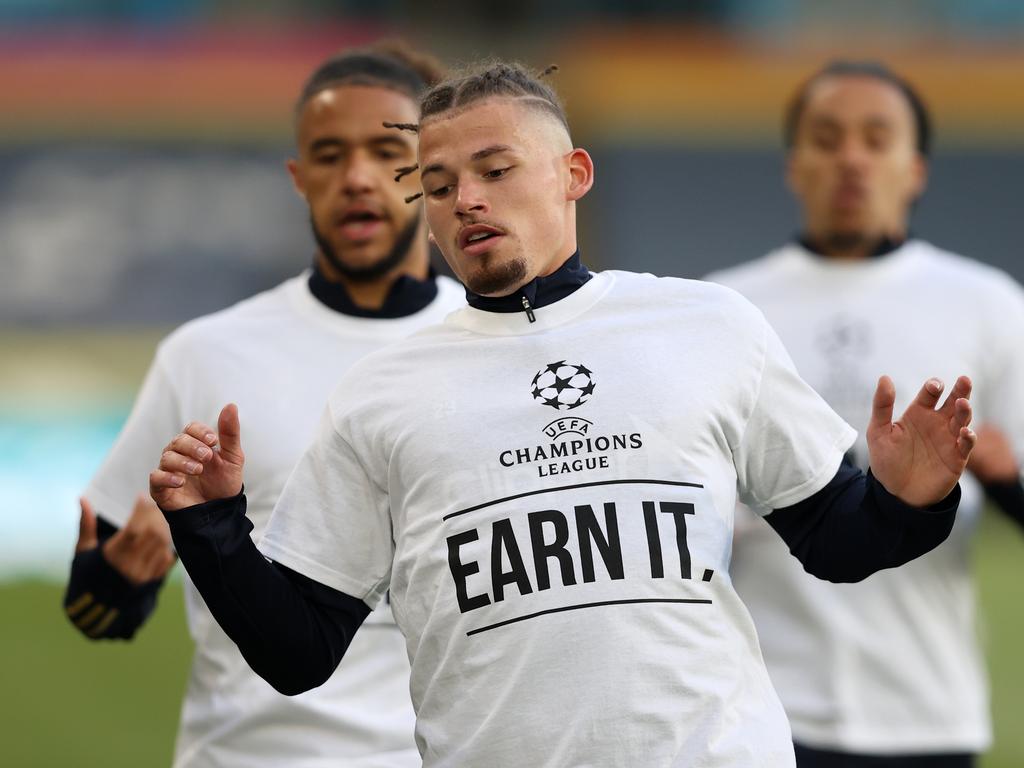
[2,1,1022,765]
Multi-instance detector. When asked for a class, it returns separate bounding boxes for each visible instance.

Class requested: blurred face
[787,75,927,254]
[288,85,422,281]
[418,98,593,296]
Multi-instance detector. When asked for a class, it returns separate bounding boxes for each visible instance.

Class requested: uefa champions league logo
[530,361,596,411]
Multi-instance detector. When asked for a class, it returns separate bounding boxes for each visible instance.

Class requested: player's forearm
[162,492,369,696]
[982,478,1024,533]
[63,517,164,640]
[766,458,960,583]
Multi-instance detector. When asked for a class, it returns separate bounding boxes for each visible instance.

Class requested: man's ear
[784,151,799,197]
[566,148,595,202]
[286,158,307,200]
[909,154,929,201]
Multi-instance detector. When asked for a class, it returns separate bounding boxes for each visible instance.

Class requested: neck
[308,243,438,320]
[315,239,430,311]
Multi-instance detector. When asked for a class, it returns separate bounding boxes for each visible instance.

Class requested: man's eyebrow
[369,134,414,147]
[470,144,514,161]
[309,137,344,153]
[308,135,412,153]
[863,116,894,130]
[421,145,516,179]
[808,115,841,128]
[420,162,447,179]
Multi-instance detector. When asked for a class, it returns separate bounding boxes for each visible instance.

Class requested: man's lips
[833,184,867,210]
[337,208,386,241]
[458,224,506,255]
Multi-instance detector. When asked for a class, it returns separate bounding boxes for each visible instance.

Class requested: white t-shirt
[85,271,464,768]
[707,239,1024,754]
[260,270,857,768]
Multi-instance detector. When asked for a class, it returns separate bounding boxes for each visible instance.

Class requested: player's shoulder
[155,274,303,361]
[911,240,1024,298]
[605,268,768,322]
[702,246,794,291]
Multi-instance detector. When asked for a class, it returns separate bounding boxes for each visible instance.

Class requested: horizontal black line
[443,478,705,521]
[466,597,713,636]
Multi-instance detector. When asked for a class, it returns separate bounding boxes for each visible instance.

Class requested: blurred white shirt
[708,239,1024,754]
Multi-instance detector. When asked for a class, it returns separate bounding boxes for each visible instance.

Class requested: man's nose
[455,180,488,216]
[836,137,871,170]
[341,152,378,195]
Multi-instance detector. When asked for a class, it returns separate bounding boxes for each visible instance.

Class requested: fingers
[948,394,973,437]
[869,375,897,430]
[129,492,162,519]
[172,431,215,462]
[957,426,978,460]
[217,404,243,459]
[183,420,218,447]
[150,468,185,493]
[104,526,176,585]
[76,498,98,553]
[136,535,175,581]
[938,375,972,417]
[912,377,945,410]
[160,448,204,476]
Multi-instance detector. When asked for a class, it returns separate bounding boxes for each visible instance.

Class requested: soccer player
[150,62,978,767]
[62,43,464,767]
[707,61,1024,768]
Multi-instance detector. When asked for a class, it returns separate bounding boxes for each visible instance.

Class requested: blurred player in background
[62,41,463,767]
[151,61,978,768]
[708,60,1024,768]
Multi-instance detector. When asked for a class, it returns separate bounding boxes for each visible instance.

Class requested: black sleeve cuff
[866,469,962,518]
[767,459,960,584]
[63,547,164,641]
[161,489,251,539]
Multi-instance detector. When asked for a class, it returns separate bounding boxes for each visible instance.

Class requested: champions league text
[498,429,644,478]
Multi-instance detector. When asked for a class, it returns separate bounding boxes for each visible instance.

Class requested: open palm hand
[867,375,976,507]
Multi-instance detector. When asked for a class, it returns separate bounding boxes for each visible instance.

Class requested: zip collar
[465,250,592,323]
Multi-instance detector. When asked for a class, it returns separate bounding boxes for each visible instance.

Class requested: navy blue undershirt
[797,233,906,259]
[307,260,439,318]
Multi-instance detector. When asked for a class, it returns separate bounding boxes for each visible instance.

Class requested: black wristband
[64,547,164,640]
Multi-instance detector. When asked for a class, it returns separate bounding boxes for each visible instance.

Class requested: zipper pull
[521,295,537,323]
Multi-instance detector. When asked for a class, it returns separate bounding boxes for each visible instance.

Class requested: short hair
[294,40,445,120]
[783,60,932,157]
[418,61,569,135]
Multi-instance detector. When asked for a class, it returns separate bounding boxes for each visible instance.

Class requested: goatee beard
[311,211,421,283]
[466,256,528,297]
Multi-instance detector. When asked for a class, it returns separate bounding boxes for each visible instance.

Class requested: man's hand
[868,375,976,507]
[967,423,1020,485]
[150,404,244,511]
[76,496,176,587]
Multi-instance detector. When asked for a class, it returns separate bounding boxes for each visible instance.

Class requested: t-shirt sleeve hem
[257,536,386,609]
[82,486,134,529]
[761,425,858,513]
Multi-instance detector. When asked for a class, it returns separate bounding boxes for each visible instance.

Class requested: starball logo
[496,360,644,478]
[530,361,596,411]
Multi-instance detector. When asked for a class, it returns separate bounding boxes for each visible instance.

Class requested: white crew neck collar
[446,271,614,337]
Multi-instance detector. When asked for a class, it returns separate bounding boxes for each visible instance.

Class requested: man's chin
[465,259,529,297]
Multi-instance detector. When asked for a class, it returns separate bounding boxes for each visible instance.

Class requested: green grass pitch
[1,511,1021,766]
